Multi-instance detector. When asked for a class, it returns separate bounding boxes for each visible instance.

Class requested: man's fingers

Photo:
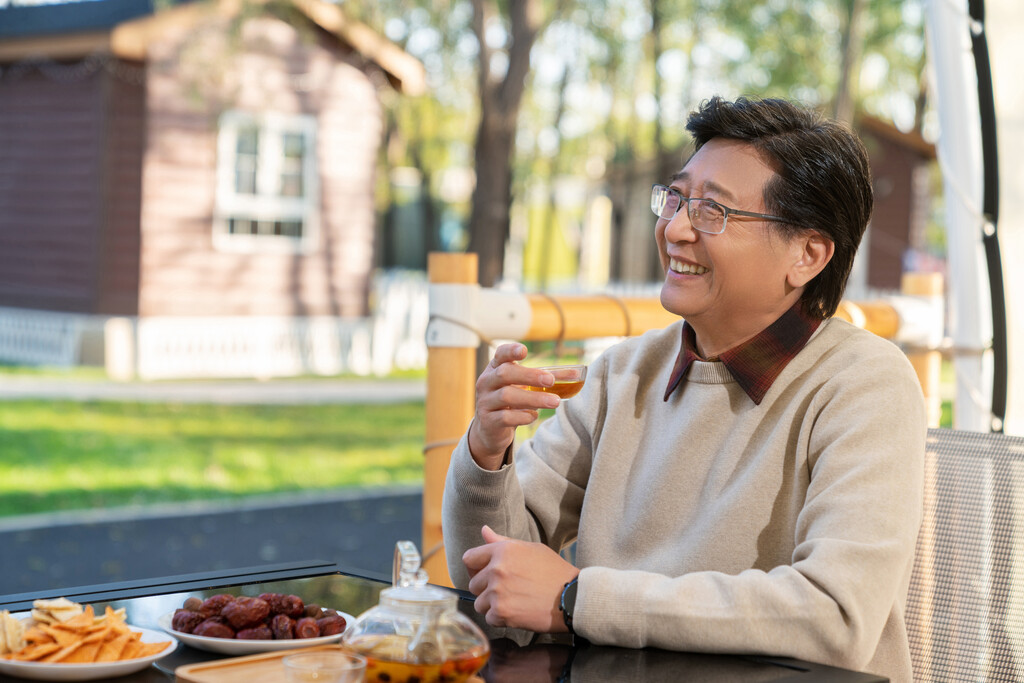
[478,383,558,413]
[467,568,486,598]
[473,589,510,627]
[479,407,542,431]
[484,609,506,627]
[481,524,508,544]
[490,343,527,367]
[463,544,492,572]
[492,362,554,389]
[473,592,488,614]
[475,592,508,627]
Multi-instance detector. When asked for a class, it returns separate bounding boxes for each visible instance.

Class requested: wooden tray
[175,643,485,682]
[175,644,347,682]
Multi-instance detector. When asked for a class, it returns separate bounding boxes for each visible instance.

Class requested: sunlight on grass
[0,355,958,520]
[0,401,426,517]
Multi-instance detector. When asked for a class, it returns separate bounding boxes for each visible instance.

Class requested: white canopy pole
[924,0,994,431]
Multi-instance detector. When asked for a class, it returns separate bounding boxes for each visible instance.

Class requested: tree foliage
[354,0,927,284]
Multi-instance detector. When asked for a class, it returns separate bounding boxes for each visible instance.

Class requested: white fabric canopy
[925,0,1021,433]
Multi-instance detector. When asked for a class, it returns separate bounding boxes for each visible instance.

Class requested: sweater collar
[663,302,822,405]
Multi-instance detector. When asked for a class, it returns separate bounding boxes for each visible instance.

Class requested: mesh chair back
[907,428,1024,682]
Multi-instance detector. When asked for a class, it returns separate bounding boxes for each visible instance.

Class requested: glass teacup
[282,651,366,682]
[525,364,587,399]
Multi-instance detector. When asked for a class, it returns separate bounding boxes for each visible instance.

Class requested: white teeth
[669,259,708,275]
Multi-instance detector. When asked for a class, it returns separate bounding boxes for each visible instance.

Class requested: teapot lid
[382,541,457,609]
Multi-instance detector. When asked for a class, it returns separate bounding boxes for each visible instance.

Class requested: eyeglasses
[650,183,791,235]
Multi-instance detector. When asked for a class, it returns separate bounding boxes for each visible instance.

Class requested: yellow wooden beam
[525,295,679,340]
[834,300,901,339]
[423,253,478,586]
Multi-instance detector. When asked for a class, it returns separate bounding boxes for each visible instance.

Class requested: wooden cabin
[0,0,424,322]
[858,114,939,291]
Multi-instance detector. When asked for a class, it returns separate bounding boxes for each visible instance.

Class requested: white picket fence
[0,271,910,381]
[0,270,430,380]
[0,306,90,367]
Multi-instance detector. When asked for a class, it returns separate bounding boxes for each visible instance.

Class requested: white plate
[157,610,353,655]
[0,626,176,682]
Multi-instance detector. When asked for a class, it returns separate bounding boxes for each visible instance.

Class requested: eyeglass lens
[651,185,726,233]
[651,185,679,220]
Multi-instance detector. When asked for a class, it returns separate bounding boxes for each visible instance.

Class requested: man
[442,96,926,682]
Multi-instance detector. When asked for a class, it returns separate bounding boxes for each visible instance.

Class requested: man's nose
[664,206,698,241]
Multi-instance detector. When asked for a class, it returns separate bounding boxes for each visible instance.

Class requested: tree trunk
[648,0,673,281]
[467,109,517,288]
[538,64,572,289]
[466,0,540,289]
[834,0,867,124]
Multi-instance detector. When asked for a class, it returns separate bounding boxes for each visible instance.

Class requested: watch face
[562,578,579,615]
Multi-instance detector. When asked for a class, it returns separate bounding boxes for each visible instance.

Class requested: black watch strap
[560,577,579,634]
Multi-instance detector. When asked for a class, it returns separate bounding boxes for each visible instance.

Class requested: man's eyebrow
[667,172,738,204]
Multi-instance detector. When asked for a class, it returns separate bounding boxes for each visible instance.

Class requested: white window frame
[214,110,320,253]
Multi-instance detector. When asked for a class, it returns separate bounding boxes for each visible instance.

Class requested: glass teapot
[342,541,490,683]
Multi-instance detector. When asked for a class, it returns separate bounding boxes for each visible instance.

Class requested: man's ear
[787,232,834,289]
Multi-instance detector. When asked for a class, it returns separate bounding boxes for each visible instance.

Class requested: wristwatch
[559,577,579,634]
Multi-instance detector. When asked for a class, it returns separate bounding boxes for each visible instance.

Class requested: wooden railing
[422,252,944,584]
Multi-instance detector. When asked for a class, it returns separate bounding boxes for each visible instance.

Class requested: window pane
[279,220,303,237]
[237,128,259,155]
[280,171,303,197]
[228,218,257,235]
[216,114,315,246]
[280,133,305,198]
[234,127,259,194]
[282,133,303,158]
[235,167,257,195]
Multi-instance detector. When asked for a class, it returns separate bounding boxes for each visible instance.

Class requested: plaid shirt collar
[663,302,822,405]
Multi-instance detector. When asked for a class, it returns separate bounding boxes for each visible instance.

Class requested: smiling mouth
[669,258,708,275]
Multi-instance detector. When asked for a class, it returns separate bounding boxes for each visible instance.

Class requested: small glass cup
[282,650,367,683]
[525,364,587,399]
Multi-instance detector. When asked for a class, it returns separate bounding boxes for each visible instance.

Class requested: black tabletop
[0,566,887,682]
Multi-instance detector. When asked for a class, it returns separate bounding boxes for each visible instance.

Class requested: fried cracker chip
[31,598,83,625]
[94,606,126,626]
[54,605,95,632]
[1,600,171,665]
[95,633,132,662]
[62,640,103,664]
[38,625,77,648]
[22,625,53,644]
[135,641,170,657]
[0,611,26,655]
[7,642,61,661]
[120,639,144,661]
[41,641,84,663]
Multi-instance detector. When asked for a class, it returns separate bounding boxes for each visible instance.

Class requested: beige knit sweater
[443,318,926,682]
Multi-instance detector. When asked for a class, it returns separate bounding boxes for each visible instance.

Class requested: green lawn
[0,400,426,518]
[0,379,954,521]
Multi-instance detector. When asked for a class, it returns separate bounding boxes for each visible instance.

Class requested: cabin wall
[97,60,146,315]
[137,14,380,318]
[0,60,146,316]
[0,67,105,313]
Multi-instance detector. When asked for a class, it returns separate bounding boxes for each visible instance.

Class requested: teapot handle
[393,540,430,587]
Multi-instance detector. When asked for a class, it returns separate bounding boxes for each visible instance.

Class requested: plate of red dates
[157,593,353,655]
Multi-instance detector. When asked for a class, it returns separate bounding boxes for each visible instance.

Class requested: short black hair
[685,96,873,319]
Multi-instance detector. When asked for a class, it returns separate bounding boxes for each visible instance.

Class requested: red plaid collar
[663,303,822,405]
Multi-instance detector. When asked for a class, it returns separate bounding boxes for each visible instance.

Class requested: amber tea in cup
[282,651,366,683]
[526,365,587,399]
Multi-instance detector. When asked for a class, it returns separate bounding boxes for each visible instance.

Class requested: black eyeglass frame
[650,183,792,235]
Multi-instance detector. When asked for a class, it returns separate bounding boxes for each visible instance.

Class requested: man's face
[655,137,805,350]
